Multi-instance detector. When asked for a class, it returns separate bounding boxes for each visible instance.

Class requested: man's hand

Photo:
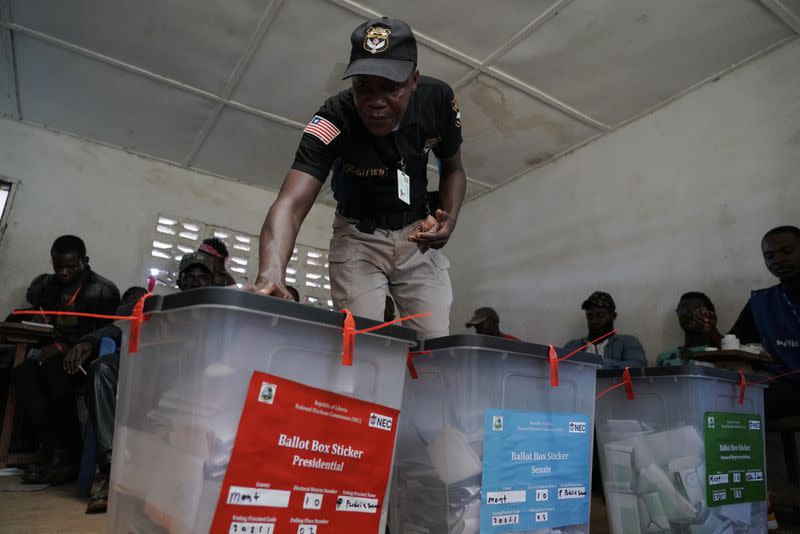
[690,308,718,334]
[408,209,454,253]
[64,341,94,374]
[249,275,293,300]
[31,343,64,365]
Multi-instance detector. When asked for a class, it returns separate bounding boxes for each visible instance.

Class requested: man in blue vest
[730,225,800,417]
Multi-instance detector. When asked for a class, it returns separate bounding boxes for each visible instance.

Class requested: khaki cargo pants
[328,214,452,339]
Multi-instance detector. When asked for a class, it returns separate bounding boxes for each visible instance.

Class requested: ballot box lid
[138,287,417,343]
[421,334,603,367]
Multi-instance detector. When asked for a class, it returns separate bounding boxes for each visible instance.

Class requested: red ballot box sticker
[209,372,400,534]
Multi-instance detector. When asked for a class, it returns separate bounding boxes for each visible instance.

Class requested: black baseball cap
[179,252,214,276]
[581,291,616,312]
[343,17,417,83]
[466,307,500,328]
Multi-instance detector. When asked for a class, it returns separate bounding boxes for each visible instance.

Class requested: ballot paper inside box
[391,335,602,534]
[595,367,768,534]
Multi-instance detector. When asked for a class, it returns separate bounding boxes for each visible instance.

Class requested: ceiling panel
[782,0,800,15]
[232,0,363,122]
[458,74,599,185]
[15,34,217,161]
[493,0,793,125]
[357,0,561,60]
[779,0,800,26]
[192,106,304,190]
[10,0,273,95]
[417,45,473,87]
[0,28,17,118]
[233,0,477,122]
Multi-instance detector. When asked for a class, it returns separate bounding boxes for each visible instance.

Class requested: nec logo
[569,422,587,433]
[369,413,393,431]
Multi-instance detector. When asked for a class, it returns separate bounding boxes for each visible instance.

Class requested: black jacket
[26,269,120,348]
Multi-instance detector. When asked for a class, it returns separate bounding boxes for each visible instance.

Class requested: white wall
[446,40,800,362]
[0,119,335,309]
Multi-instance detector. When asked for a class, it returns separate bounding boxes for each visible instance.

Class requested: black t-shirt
[292,75,462,214]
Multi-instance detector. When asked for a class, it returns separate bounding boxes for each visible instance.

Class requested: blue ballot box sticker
[480,410,590,532]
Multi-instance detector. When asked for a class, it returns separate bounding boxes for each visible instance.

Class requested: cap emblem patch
[364,26,391,54]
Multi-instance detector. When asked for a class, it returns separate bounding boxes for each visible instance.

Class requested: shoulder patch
[304,115,341,145]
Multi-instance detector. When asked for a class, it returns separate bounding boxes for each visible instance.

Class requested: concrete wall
[0,118,335,309]
[445,39,800,362]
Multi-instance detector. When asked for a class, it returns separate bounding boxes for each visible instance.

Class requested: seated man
[657,292,722,366]
[729,225,800,417]
[14,235,120,484]
[563,291,646,369]
[177,252,215,290]
[63,286,147,513]
[197,237,236,287]
[465,307,520,340]
[65,253,216,513]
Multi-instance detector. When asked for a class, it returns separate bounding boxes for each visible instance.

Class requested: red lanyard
[66,284,83,308]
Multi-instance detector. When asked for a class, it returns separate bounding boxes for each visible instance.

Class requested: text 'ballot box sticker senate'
[481,410,590,532]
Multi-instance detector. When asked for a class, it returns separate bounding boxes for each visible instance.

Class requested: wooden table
[690,348,774,373]
[0,322,54,468]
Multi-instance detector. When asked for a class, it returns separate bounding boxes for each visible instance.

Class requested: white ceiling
[0,0,798,204]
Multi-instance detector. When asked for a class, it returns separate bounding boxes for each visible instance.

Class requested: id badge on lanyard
[397,159,411,205]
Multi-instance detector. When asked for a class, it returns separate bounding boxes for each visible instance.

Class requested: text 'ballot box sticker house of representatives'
[480,410,590,532]
[703,411,766,507]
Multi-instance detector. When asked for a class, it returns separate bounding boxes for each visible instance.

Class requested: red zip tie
[738,371,746,405]
[549,344,559,387]
[595,367,635,400]
[341,309,356,366]
[747,369,800,385]
[596,381,626,400]
[127,293,153,354]
[623,367,635,400]
[339,309,432,367]
[406,350,431,379]
[736,369,800,405]
[12,292,153,354]
[551,330,618,390]
[147,276,156,292]
[13,310,137,321]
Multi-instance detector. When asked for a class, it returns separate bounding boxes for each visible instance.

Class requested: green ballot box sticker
[703,411,766,507]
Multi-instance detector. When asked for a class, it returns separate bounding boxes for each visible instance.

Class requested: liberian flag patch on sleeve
[304,115,341,145]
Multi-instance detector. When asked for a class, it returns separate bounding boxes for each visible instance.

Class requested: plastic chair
[77,337,116,497]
